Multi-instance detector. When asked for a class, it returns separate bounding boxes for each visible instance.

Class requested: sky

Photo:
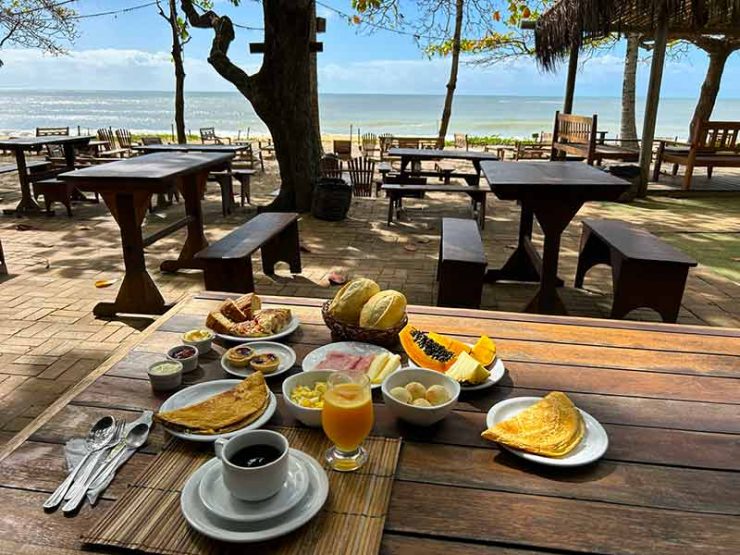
[0,0,737,99]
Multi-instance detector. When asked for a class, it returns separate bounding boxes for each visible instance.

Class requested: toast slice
[206,311,235,335]
[219,299,248,323]
[235,293,261,319]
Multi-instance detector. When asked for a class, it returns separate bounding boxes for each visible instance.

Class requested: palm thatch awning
[535,0,740,70]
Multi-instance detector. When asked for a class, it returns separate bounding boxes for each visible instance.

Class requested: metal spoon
[43,415,116,510]
[85,422,150,492]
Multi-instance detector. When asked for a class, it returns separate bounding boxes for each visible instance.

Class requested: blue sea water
[0,90,737,141]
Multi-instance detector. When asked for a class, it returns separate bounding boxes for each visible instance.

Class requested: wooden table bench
[0,293,738,555]
[195,212,302,293]
[653,121,740,190]
[551,112,639,165]
[0,160,52,175]
[575,219,698,323]
[382,183,489,228]
[32,178,76,217]
[437,218,487,308]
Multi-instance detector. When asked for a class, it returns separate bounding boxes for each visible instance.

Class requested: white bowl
[167,344,199,373]
[281,370,336,428]
[381,367,460,426]
[182,330,214,355]
[147,360,183,391]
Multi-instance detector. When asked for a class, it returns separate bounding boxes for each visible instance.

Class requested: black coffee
[229,444,282,468]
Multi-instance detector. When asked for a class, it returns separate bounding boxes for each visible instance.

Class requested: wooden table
[58,152,234,317]
[0,136,93,215]
[481,161,629,315]
[0,294,738,554]
[132,144,249,155]
[388,147,498,186]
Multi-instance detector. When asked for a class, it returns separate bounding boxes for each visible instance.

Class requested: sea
[0,90,737,141]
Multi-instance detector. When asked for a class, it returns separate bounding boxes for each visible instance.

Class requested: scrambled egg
[291,382,328,409]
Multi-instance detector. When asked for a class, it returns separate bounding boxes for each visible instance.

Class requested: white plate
[215,316,300,343]
[458,357,506,391]
[181,449,329,543]
[159,380,277,443]
[301,341,393,390]
[198,453,309,523]
[220,342,296,379]
[485,396,609,467]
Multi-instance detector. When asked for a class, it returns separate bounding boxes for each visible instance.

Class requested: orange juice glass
[321,372,374,471]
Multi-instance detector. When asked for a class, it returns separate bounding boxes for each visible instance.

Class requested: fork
[62,421,125,512]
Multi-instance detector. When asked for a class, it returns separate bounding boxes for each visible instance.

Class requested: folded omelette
[155,373,269,435]
[481,392,584,457]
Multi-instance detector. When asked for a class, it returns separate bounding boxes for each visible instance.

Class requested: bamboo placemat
[82,426,401,555]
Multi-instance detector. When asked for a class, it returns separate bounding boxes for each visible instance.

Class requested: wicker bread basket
[321,300,406,348]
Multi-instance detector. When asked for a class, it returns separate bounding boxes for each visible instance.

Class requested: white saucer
[485,396,609,467]
[159,380,277,443]
[220,342,296,379]
[181,449,329,543]
[198,454,309,523]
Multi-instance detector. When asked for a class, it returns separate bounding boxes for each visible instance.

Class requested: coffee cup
[214,430,289,501]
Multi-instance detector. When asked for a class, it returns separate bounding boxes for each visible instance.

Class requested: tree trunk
[309,1,322,153]
[689,46,731,142]
[620,34,639,147]
[169,0,187,144]
[181,0,321,212]
[436,0,464,149]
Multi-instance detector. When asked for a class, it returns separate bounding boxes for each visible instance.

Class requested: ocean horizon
[1,90,737,141]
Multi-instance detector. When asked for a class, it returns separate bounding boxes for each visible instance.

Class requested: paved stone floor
[0,153,737,446]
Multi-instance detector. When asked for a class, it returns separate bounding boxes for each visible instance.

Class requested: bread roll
[328,278,380,324]
[359,290,407,329]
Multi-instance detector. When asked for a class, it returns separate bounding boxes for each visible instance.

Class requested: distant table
[388,148,498,186]
[481,161,629,315]
[0,136,93,215]
[59,152,234,317]
[132,144,249,155]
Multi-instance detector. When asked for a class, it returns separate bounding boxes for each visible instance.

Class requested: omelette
[481,392,584,457]
[155,373,269,435]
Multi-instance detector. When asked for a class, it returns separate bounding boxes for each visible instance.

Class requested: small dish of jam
[167,345,199,373]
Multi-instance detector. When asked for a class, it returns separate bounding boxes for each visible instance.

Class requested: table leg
[93,191,170,317]
[3,149,43,216]
[160,172,208,273]
[523,199,583,315]
[63,143,94,203]
[485,204,540,283]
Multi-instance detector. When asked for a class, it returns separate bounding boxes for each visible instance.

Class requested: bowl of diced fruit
[282,370,335,427]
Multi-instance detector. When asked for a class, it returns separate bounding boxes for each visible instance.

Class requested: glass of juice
[321,372,374,472]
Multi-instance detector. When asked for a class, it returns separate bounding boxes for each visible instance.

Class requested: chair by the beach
[115,129,138,156]
[200,127,231,145]
[95,128,129,158]
[348,157,377,197]
[36,127,69,164]
[320,154,344,180]
[140,136,164,145]
[361,133,379,160]
[333,140,352,161]
[454,133,468,150]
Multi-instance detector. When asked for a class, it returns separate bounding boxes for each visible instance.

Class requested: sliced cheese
[373,354,401,384]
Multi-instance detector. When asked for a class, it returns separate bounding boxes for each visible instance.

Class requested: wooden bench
[195,212,302,293]
[551,112,639,165]
[32,178,76,217]
[574,219,697,323]
[382,183,489,228]
[653,121,740,190]
[211,169,256,215]
[437,218,487,308]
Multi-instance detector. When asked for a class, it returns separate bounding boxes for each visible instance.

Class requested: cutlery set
[44,416,149,513]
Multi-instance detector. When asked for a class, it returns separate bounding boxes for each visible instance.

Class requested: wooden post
[563,46,579,114]
[638,13,668,197]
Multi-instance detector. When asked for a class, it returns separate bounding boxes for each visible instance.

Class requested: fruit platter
[399,325,506,391]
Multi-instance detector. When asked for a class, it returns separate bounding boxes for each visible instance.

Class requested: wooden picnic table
[0,293,738,554]
[58,152,234,317]
[388,147,498,186]
[481,161,629,315]
[0,135,93,216]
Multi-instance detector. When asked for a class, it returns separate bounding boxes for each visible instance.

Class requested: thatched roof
[535,0,740,70]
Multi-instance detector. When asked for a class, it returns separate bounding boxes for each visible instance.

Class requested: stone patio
[0,153,738,447]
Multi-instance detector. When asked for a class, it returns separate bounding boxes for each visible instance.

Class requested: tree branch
[180,0,254,96]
